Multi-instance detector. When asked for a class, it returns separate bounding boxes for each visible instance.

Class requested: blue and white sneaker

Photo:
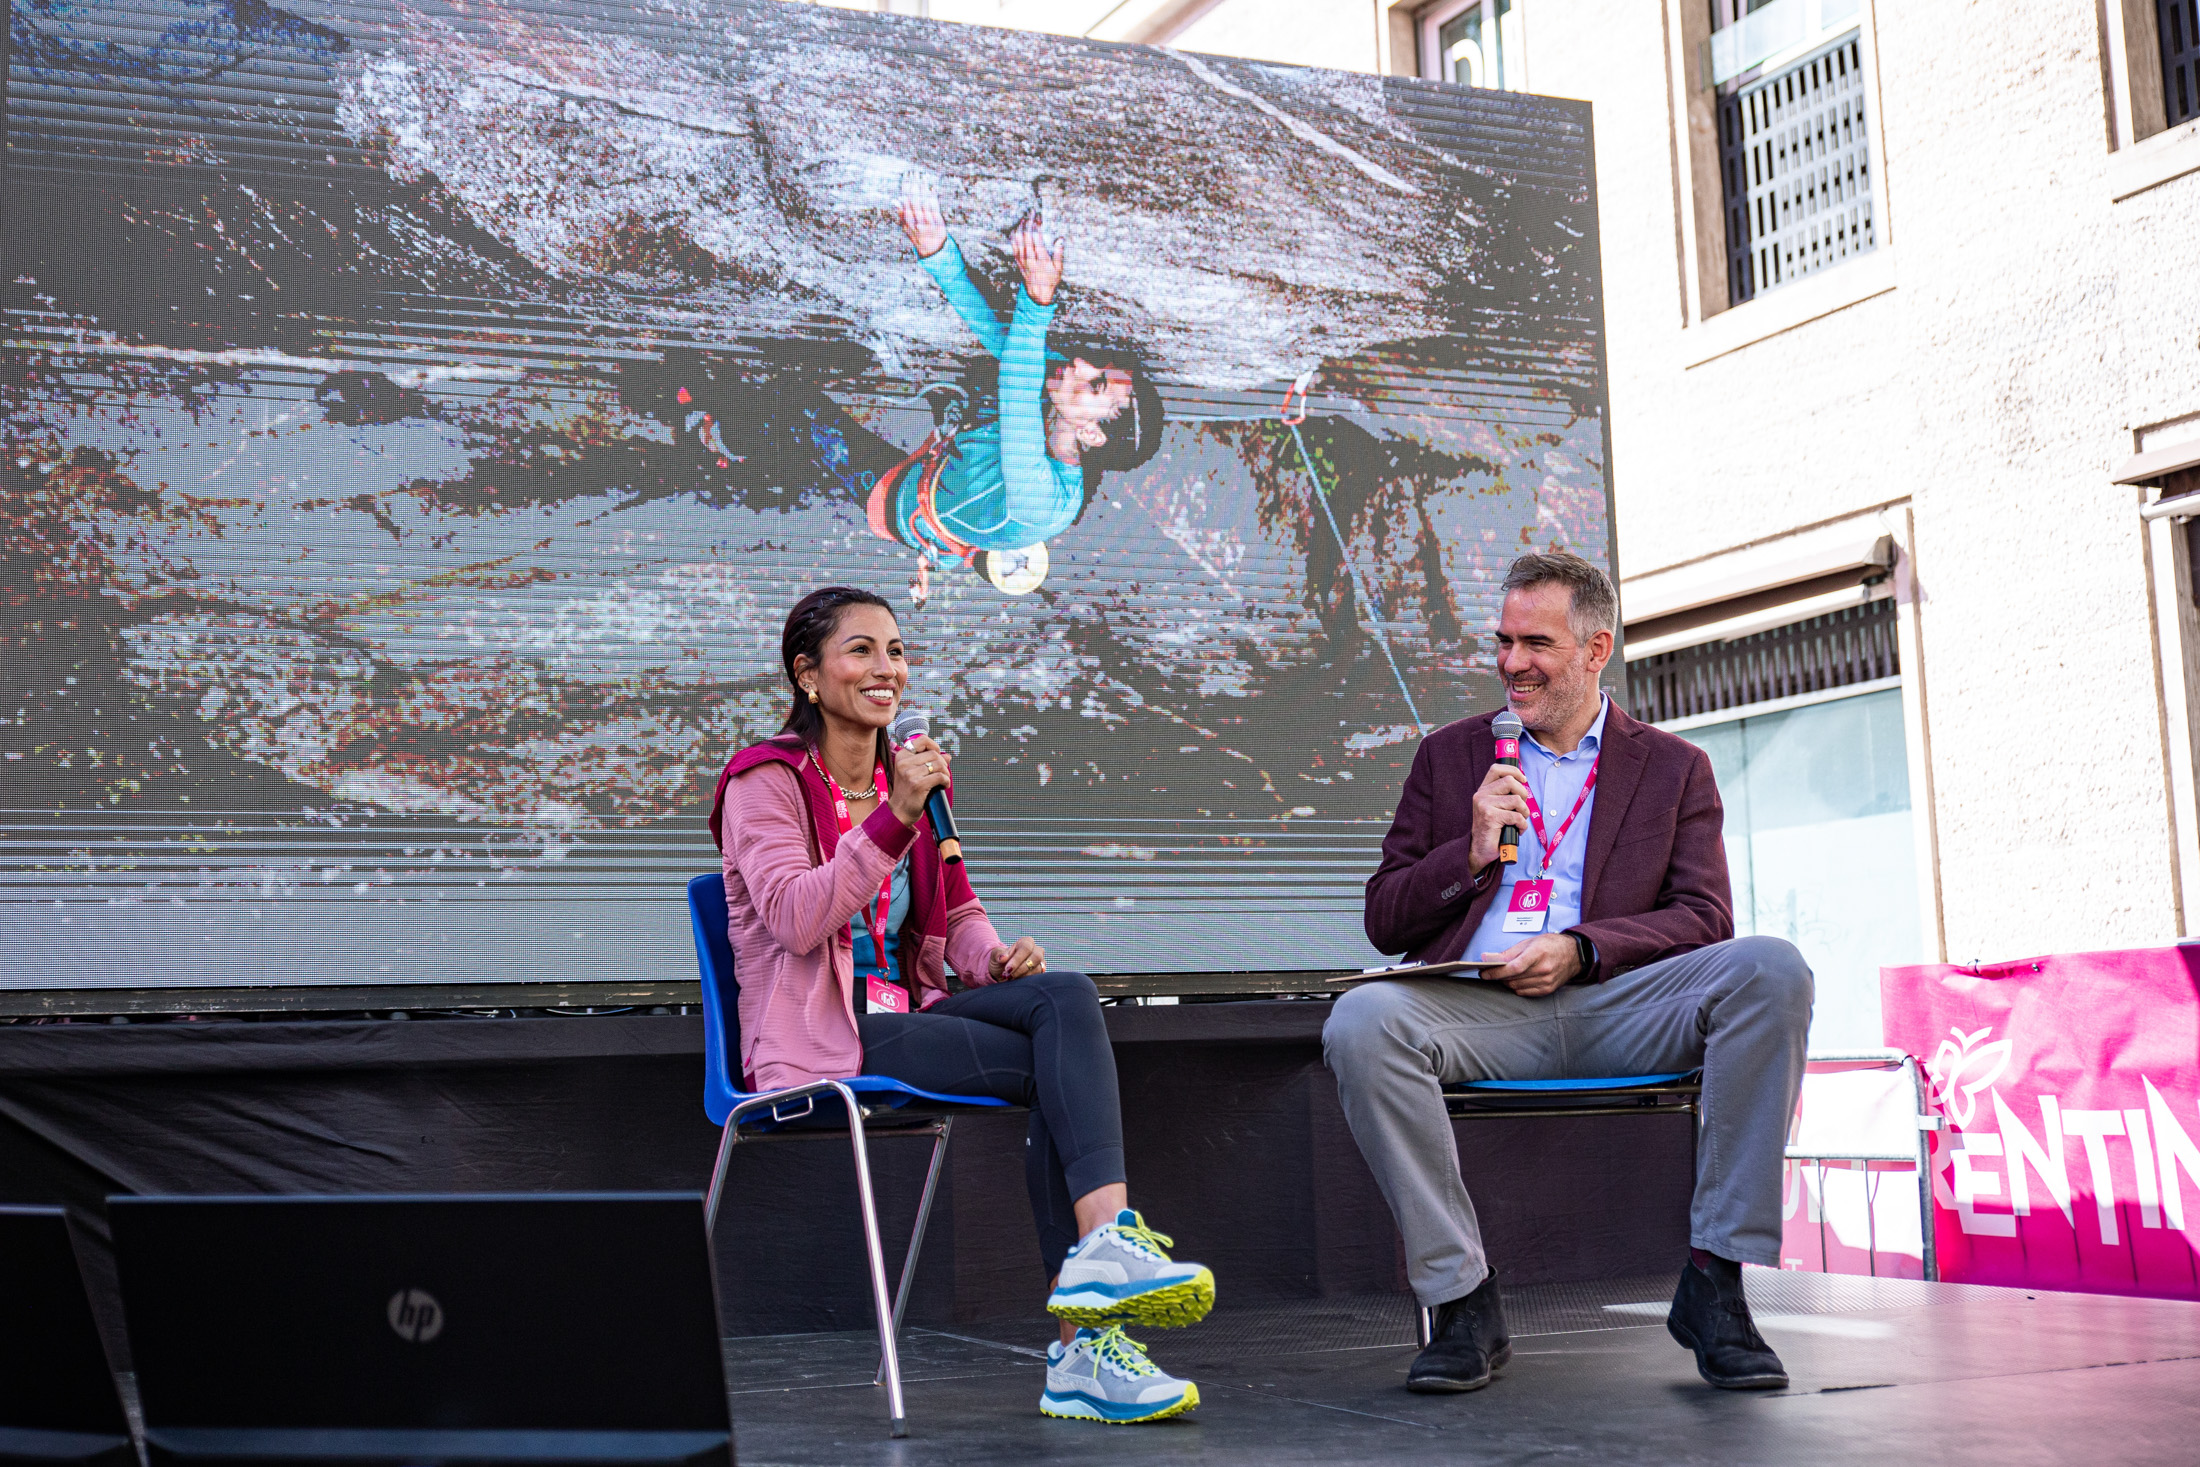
[1041,1325,1199,1423]
[1046,1210,1216,1329]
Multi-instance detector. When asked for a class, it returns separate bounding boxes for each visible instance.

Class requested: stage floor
[720,1269,2200,1465]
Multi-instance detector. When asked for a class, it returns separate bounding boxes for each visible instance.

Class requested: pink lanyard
[1522,755,1599,881]
[810,748,893,960]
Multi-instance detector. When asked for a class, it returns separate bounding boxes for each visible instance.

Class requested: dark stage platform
[0,1002,1694,1351]
[9,1009,2200,1461]
[720,1271,2200,1465]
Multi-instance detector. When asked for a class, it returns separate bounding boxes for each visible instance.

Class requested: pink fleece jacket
[718,758,1004,1090]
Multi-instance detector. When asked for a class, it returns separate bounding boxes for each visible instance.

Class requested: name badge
[1502,879,1554,933]
[865,976,911,1015]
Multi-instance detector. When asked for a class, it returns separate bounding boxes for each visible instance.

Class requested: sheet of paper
[1328,960,1506,986]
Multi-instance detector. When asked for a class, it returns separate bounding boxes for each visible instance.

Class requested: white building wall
[1537,0,2200,962]
[1163,3,1379,68]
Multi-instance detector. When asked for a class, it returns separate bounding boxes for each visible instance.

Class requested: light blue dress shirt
[1464,694,1609,960]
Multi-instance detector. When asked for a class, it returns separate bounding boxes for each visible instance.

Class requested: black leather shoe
[1666,1256,1789,1389]
[1406,1269,1512,1393]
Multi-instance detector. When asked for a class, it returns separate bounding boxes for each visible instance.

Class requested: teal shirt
[851,856,912,989]
[916,238,1086,551]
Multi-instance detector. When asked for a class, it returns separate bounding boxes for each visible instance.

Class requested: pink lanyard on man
[1522,756,1599,881]
[1501,747,1599,934]
[808,748,897,981]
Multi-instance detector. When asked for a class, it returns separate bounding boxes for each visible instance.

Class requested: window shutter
[1714,33,1876,304]
[2164,0,2200,128]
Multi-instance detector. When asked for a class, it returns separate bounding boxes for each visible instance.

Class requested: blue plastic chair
[686,874,1011,1439]
[1445,1070,1702,1114]
[1415,1069,1705,1345]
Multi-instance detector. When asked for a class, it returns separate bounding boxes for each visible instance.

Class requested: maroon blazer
[1363,700,1734,984]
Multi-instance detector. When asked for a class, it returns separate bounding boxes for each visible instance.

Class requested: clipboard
[1328,959,1506,986]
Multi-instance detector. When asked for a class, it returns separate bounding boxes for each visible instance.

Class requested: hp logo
[386,1288,444,1343]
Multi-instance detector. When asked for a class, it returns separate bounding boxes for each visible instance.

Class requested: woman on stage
[710,585,1215,1424]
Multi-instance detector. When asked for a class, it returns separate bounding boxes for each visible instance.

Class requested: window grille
[2165,0,2200,129]
[1624,598,1897,726]
[1716,34,1875,306]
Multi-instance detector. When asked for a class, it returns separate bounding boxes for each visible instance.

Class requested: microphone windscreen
[1492,710,1523,740]
[889,708,929,745]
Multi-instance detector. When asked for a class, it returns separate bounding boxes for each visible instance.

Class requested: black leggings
[857,970,1125,1278]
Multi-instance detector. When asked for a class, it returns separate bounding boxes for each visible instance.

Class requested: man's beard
[1511,663,1594,735]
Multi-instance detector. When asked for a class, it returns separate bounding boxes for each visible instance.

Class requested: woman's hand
[989,937,1047,981]
[898,170,947,258]
[887,736,950,826]
[1011,214,1064,307]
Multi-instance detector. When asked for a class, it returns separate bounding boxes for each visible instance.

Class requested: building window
[1625,598,1897,726]
[1419,0,1526,92]
[2165,0,2200,128]
[1716,32,1876,305]
[1670,686,1918,1051]
[1623,533,1917,1048]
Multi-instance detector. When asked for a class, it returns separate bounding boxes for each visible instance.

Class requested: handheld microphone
[1491,709,1523,866]
[888,708,963,865]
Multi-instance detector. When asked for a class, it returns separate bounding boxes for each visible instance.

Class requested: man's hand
[1468,759,1533,874]
[898,170,947,258]
[1010,213,1064,306]
[1481,933,1582,998]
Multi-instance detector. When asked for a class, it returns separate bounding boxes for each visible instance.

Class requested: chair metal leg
[704,1116,741,1235]
[1864,1163,1880,1277]
[1814,1161,1828,1268]
[1907,1057,1940,1282]
[876,1117,953,1387]
[1415,1304,1434,1349]
[832,1082,909,1438]
[707,1080,842,1235]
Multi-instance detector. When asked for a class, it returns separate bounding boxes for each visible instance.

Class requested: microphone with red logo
[1492,709,1523,866]
[888,707,963,865]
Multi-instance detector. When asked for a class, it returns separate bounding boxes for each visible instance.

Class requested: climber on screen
[876,172,1165,596]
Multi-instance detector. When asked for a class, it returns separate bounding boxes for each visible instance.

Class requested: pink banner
[1881,946,2200,1299]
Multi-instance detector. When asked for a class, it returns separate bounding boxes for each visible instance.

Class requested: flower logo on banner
[1926,1025,2013,1130]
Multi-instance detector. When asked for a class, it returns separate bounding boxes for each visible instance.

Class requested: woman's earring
[806,685,819,704]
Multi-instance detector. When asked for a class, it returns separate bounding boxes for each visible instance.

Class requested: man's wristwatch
[1569,930,1598,982]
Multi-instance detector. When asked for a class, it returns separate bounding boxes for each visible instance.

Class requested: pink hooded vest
[708,736,1004,1090]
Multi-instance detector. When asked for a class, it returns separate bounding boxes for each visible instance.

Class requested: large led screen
[1,0,1613,988]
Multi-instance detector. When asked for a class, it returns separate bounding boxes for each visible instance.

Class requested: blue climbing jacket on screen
[916,237,1084,551]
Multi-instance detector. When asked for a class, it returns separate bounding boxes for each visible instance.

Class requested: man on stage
[1324,551,1813,1394]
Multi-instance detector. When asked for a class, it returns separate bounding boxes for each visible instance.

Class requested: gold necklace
[810,748,879,805]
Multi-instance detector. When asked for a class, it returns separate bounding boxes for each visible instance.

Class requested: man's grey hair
[1501,552,1618,641]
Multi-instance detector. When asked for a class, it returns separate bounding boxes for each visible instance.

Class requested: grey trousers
[1322,935,1812,1306]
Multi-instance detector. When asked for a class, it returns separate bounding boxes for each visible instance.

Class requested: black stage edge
[0,973,1351,1017]
[0,1002,1691,1368]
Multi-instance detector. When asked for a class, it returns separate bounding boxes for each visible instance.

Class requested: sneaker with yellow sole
[1046,1210,1216,1329]
[1041,1326,1198,1423]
